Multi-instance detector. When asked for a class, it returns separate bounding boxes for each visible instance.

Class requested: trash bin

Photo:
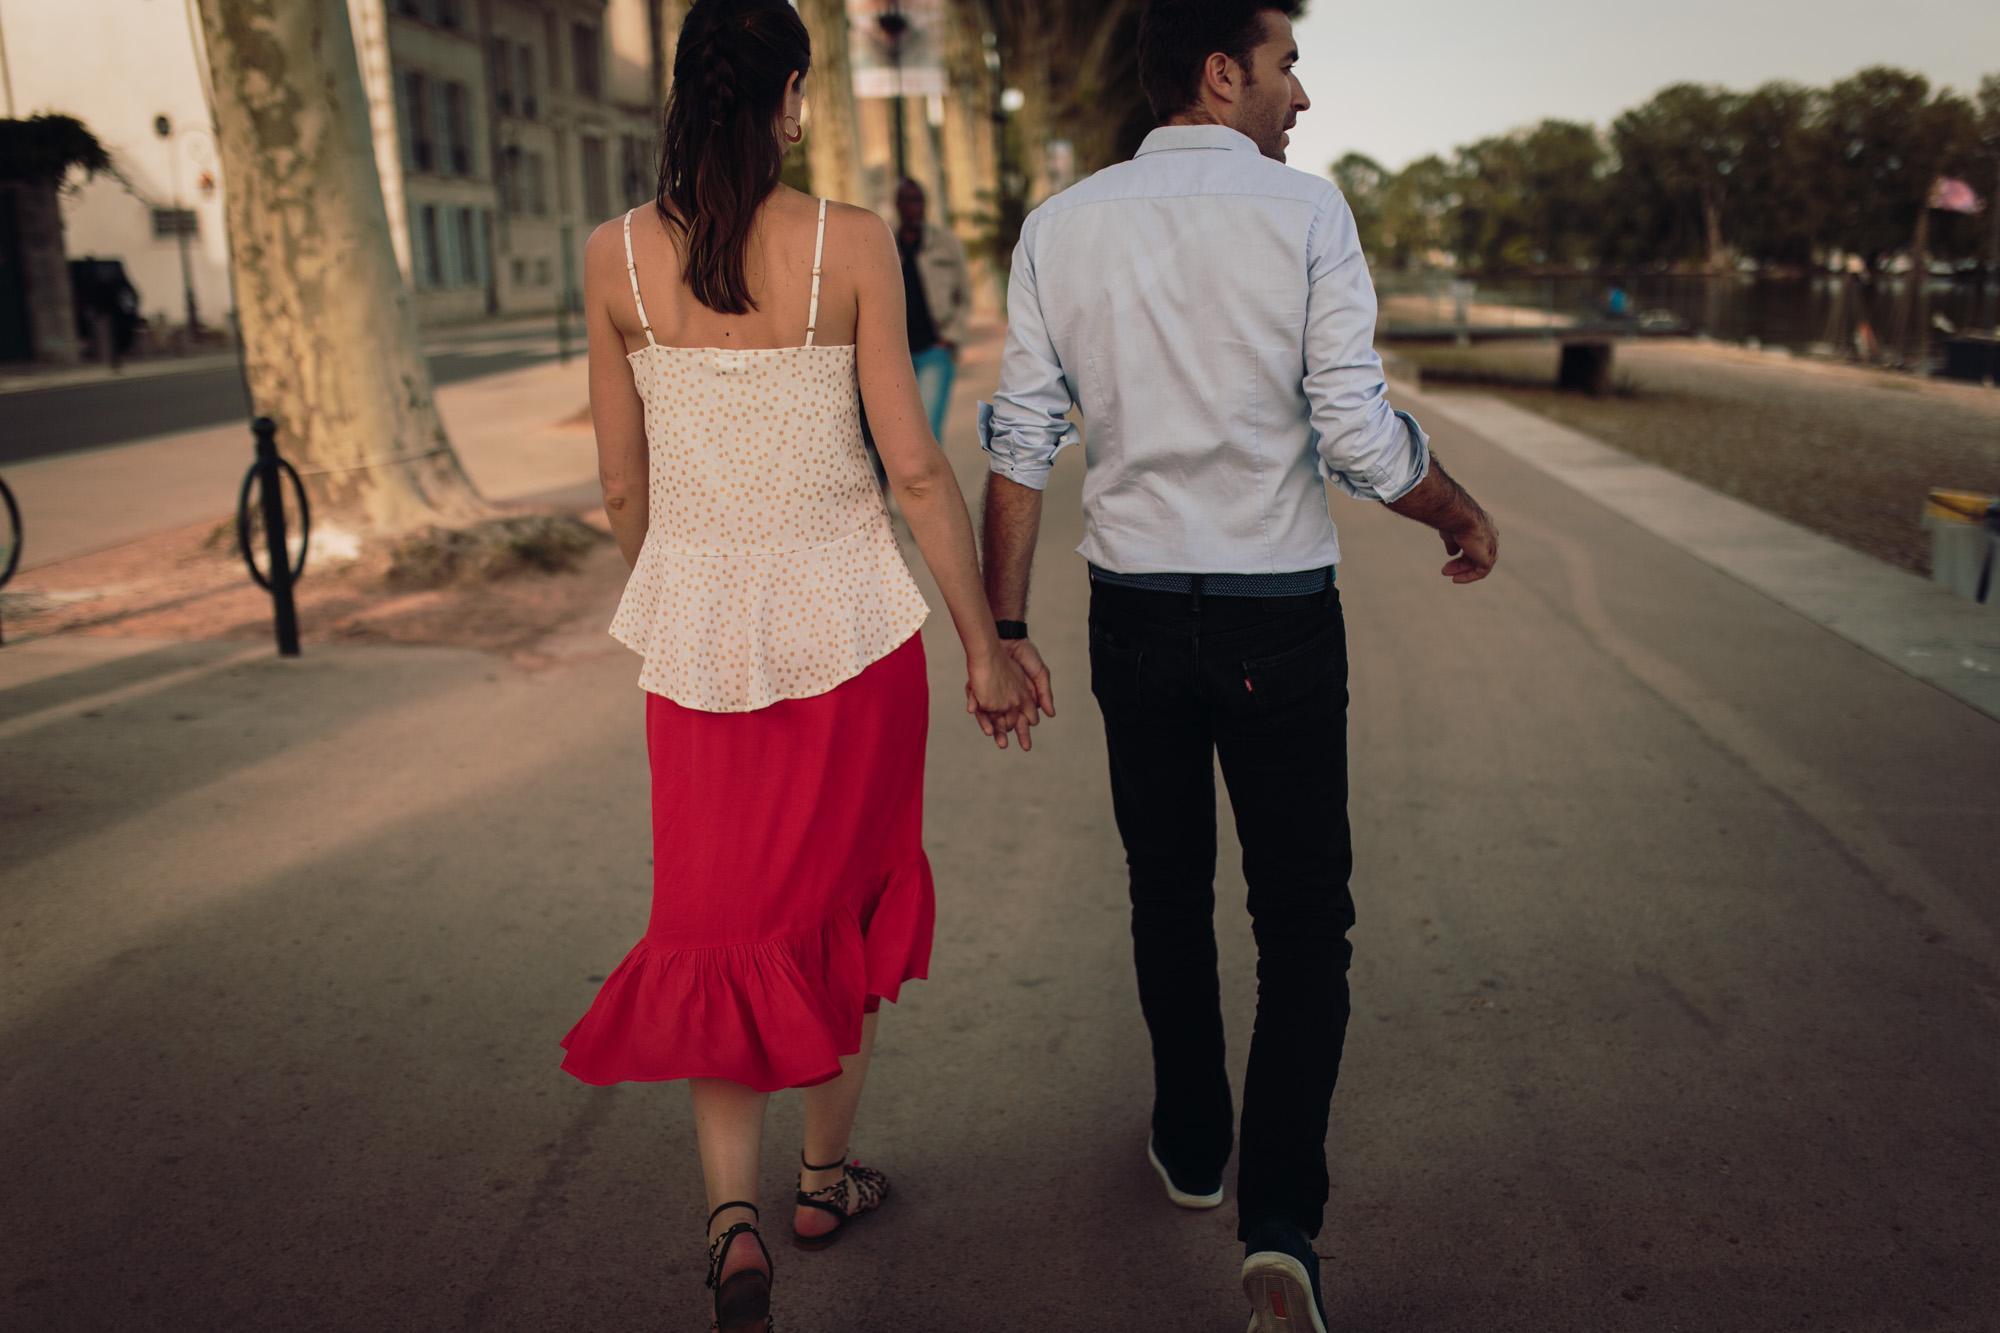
[1922,490,2000,607]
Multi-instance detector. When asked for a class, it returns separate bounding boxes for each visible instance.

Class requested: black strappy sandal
[792,1149,891,1251]
[705,1201,773,1332]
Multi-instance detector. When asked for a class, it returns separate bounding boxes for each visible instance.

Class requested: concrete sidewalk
[3,330,1998,1331]
[4,353,600,572]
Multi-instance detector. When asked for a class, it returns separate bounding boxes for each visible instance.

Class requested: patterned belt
[1087,563,1336,598]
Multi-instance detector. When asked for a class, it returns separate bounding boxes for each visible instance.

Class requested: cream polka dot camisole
[607,201,931,712]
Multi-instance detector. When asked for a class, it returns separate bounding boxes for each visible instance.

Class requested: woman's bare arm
[847,210,1038,747]
[583,219,649,569]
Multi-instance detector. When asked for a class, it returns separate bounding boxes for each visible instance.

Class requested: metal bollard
[235,417,310,657]
[0,473,20,647]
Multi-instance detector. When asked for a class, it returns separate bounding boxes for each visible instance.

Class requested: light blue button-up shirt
[978,124,1430,575]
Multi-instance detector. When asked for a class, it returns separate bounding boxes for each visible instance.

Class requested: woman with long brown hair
[556,1,1043,1327]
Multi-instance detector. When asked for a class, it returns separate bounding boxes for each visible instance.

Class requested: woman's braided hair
[656,0,811,314]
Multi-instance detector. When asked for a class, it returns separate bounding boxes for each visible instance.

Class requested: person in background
[894,177,972,443]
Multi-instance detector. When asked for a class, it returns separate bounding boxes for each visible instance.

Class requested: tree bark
[1903,204,1932,369]
[797,0,865,206]
[657,0,691,100]
[940,0,1002,314]
[1702,190,1726,273]
[194,0,488,538]
[939,0,994,227]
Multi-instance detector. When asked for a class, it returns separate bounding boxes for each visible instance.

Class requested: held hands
[965,640,1056,752]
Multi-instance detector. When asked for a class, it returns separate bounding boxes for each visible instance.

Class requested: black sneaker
[1241,1220,1328,1333]
[1146,1136,1224,1209]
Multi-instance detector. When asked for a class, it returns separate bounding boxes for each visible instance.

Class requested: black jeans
[1088,577,1355,1241]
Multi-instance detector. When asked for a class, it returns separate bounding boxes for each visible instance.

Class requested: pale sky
[1289,0,2000,175]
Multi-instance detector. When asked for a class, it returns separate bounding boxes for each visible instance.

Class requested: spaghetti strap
[622,208,657,347]
[805,197,827,348]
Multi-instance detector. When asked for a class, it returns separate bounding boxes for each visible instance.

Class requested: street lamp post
[153,114,203,338]
[877,3,908,183]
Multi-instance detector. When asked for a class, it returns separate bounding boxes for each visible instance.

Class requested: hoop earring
[781,114,803,145]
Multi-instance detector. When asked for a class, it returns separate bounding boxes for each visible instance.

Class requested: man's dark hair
[1137,0,1301,122]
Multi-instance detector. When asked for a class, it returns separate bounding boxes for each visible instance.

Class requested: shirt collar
[1134,124,1262,158]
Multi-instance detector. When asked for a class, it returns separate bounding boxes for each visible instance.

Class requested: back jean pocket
[1237,614,1346,712]
[1088,622,1146,707]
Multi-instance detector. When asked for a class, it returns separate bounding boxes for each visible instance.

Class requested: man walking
[977,3,1498,1329]
[894,177,973,442]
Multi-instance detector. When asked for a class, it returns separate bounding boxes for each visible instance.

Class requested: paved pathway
[3,331,1997,1331]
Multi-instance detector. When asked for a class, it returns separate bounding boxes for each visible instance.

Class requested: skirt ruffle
[559,852,934,1092]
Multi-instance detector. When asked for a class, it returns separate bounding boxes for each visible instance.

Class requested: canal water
[1387,271,1999,364]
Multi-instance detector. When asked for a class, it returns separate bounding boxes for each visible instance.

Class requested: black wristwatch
[995,620,1029,641]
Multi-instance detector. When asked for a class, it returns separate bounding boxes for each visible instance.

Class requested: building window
[490,38,513,113]
[393,0,420,16]
[581,136,609,220]
[151,207,198,238]
[496,149,516,214]
[516,46,537,118]
[571,24,601,99]
[620,135,650,207]
[535,257,552,286]
[511,257,528,285]
[457,209,480,286]
[419,205,442,289]
[404,70,433,173]
[433,0,462,29]
[525,152,547,216]
[476,210,493,288]
[444,82,472,176]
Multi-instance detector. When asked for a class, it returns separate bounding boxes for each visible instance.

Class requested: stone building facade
[0,0,666,347]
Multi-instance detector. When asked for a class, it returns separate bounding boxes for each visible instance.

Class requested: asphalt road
[0,323,577,466]
[3,336,1997,1331]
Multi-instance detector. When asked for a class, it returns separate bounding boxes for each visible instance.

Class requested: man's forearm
[981,473,1044,620]
[1386,455,1486,535]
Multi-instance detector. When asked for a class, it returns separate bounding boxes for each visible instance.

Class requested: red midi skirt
[560,633,934,1092]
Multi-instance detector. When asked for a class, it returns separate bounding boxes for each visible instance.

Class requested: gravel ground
[1395,339,2000,574]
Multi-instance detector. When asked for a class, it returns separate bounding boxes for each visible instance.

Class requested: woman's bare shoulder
[823,200,894,266]
[582,214,632,291]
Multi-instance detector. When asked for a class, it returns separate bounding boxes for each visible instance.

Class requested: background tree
[1330,151,1391,258]
[1977,74,2000,329]
[1450,121,1604,269]
[1726,82,1822,268]
[987,0,1145,191]
[194,0,488,537]
[1607,84,1743,270]
[1814,68,1968,271]
[1516,119,1606,266]
[1376,154,1454,269]
[0,115,112,365]
[797,0,865,206]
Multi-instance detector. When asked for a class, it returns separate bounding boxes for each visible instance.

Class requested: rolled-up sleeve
[978,213,1080,491]
[1303,189,1431,504]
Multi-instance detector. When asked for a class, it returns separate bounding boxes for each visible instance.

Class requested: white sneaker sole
[1242,1250,1327,1333]
[1146,1139,1224,1209]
